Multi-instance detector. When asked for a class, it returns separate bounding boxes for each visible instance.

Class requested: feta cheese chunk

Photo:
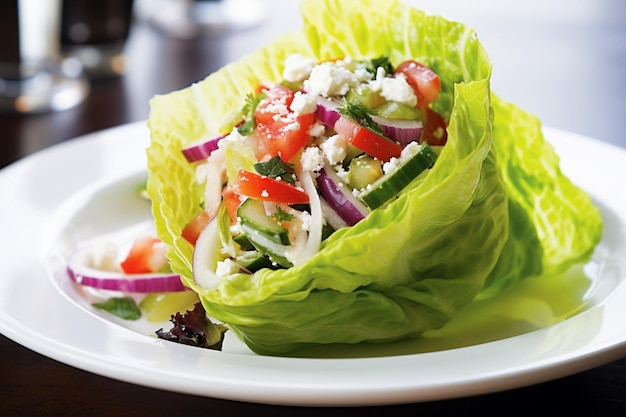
[289,91,317,115]
[320,134,348,165]
[283,54,316,83]
[380,74,417,107]
[304,62,359,97]
[301,146,325,172]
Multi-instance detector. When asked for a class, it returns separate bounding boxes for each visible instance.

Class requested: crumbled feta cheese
[284,120,301,131]
[383,141,422,174]
[380,74,417,107]
[335,165,349,183]
[283,54,316,83]
[304,62,359,97]
[307,122,326,138]
[301,146,324,172]
[382,157,400,175]
[321,134,348,165]
[216,259,240,278]
[289,91,317,115]
[87,241,119,272]
[368,67,387,92]
[264,100,289,115]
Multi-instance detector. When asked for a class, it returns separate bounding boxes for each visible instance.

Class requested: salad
[179,54,446,285]
[145,0,603,355]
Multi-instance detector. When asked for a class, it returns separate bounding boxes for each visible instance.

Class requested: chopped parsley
[254,156,296,185]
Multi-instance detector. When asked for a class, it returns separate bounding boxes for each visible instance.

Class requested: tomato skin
[181,211,212,245]
[120,237,168,274]
[254,85,314,163]
[222,187,242,223]
[233,169,309,204]
[395,60,441,107]
[334,116,402,162]
[421,107,448,146]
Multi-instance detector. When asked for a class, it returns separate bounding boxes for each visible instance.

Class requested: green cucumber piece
[360,143,438,209]
[374,101,423,120]
[346,84,385,109]
[236,198,289,245]
[347,154,383,190]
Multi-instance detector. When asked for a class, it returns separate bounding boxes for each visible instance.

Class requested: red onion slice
[314,95,342,127]
[372,116,423,146]
[318,166,369,226]
[67,245,186,293]
[315,95,423,146]
[181,134,225,163]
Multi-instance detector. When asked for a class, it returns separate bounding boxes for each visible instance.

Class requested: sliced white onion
[181,134,225,163]
[317,166,369,226]
[288,167,323,266]
[193,218,222,290]
[67,245,186,293]
[201,148,226,219]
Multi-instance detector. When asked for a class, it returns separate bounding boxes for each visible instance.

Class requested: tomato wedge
[421,107,448,146]
[395,60,441,107]
[254,85,314,163]
[233,169,309,204]
[334,116,402,162]
[120,236,168,274]
[222,186,242,223]
[181,211,212,245]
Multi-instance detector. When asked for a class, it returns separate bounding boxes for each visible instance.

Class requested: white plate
[1,121,626,406]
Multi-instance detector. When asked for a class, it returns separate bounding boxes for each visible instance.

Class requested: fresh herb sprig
[237,92,266,136]
[254,156,296,185]
[337,98,384,134]
[363,55,395,75]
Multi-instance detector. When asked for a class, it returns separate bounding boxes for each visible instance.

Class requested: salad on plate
[69,0,602,356]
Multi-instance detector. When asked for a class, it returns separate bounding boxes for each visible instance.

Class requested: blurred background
[1,0,625,169]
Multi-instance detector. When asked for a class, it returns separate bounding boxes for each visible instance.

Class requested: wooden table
[2,1,626,415]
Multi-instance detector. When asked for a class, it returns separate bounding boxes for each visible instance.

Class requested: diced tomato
[181,211,212,245]
[254,85,315,163]
[421,107,448,146]
[254,81,274,95]
[120,236,168,274]
[232,169,309,204]
[222,187,242,223]
[334,116,402,162]
[395,60,441,107]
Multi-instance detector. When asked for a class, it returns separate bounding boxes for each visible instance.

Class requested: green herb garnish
[237,92,265,136]
[274,206,295,223]
[337,98,384,134]
[364,55,394,74]
[93,297,142,320]
[254,156,296,184]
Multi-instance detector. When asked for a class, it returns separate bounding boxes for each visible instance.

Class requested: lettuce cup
[146,0,602,355]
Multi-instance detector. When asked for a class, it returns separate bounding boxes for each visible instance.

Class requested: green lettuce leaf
[146,0,602,355]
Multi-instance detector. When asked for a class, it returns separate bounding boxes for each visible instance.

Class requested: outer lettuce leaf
[478,96,603,298]
[146,0,602,355]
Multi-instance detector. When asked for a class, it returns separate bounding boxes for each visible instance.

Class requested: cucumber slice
[360,143,438,209]
[236,198,289,245]
[374,101,423,120]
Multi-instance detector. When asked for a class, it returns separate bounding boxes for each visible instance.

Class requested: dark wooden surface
[2,1,626,415]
